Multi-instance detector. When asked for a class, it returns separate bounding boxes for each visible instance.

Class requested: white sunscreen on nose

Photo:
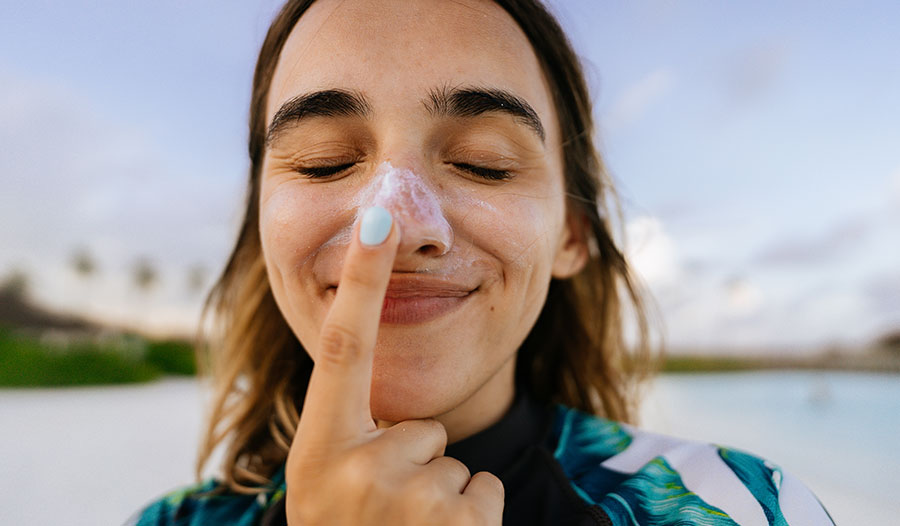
[356,162,453,252]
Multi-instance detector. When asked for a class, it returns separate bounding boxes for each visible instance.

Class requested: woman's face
[259,0,586,426]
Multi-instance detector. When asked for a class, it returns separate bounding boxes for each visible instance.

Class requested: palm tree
[132,258,158,294]
[70,247,98,316]
[186,264,209,297]
[70,247,97,280]
[132,257,159,333]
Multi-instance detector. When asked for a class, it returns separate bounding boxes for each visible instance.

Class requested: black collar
[445,391,553,477]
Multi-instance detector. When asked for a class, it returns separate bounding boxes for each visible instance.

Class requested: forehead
[266,0,557,135]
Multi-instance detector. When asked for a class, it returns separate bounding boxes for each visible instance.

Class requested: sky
[1,0,898,351]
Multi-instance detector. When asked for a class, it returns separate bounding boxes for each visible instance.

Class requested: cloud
[658,274,885,351]
[625,215,679,287]
[655,277,768,351]
[618,213,891,349]
[604,68,676,131]
[723,276,764,317]
[753,218,868,267]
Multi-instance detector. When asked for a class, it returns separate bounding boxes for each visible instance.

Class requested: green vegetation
[661,355,769,373]
[661,350,900,374]
[0,329,196,387]
[144,339,197,376]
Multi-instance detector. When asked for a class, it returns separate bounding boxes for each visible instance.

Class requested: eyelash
[295,162,511,181]
[450,163,512,181]
[296,162,357,178]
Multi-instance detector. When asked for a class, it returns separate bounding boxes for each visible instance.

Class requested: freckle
[490,305,495,312]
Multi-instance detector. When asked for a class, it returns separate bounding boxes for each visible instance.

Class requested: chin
[368,361,459,423]
[364,331,466,421]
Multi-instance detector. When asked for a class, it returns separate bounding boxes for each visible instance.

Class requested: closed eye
[452,163,512,181]
[296,162,356,178]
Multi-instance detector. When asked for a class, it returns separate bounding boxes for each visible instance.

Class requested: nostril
[416,244,443,257]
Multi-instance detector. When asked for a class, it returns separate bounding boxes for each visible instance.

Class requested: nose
[368,162,452,258]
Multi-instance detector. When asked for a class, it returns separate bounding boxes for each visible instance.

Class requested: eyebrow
[265,85,545,148]
[265,89,371,147]
[425,85,545,142]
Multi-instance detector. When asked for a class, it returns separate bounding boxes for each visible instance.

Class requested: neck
[441,357,516,443]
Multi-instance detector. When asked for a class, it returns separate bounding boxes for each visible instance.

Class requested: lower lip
[380,294,470,324]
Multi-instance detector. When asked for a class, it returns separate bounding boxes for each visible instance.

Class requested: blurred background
[1,0,897,524]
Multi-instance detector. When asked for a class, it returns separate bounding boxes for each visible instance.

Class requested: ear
[551,210,590,279]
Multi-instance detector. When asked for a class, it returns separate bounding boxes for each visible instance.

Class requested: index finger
[297,206,400,446]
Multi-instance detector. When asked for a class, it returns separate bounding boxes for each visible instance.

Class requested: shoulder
[125,470,286,526]
[548,405,835,526]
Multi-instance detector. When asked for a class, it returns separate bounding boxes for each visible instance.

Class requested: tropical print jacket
[127,399,834,525]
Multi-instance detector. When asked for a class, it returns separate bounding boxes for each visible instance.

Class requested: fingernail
[359,206,392,246]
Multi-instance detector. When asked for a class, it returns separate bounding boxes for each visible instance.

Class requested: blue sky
[1,0,897,351]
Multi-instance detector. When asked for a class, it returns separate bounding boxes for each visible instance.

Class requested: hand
[285,206,505,525]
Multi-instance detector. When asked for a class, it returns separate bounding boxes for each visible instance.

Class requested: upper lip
[330,274,476,297]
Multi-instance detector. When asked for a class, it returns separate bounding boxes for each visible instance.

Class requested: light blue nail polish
[359,206,392,246]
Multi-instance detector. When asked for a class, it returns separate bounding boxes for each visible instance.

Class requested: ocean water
[641,371,900,525]
[0,372,896,525]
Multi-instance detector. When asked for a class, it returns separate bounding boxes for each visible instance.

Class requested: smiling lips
[330,276,476,325]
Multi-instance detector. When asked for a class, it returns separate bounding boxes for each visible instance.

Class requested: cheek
[453,189,561,273]
[261,180,354,263]
[261,186,318,270]
[259,182,349,329]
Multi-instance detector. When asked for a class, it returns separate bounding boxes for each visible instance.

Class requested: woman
[130,0,833,524]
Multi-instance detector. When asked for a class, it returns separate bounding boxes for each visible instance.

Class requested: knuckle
[427,418,449,439]
[493,475,506,499]
[474,470,502,488]
[440,456,471,480]
[420,418,448,449]
[401,417,444,434]
[317,324,365,366]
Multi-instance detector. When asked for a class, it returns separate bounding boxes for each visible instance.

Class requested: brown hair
[194,0,653,495]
